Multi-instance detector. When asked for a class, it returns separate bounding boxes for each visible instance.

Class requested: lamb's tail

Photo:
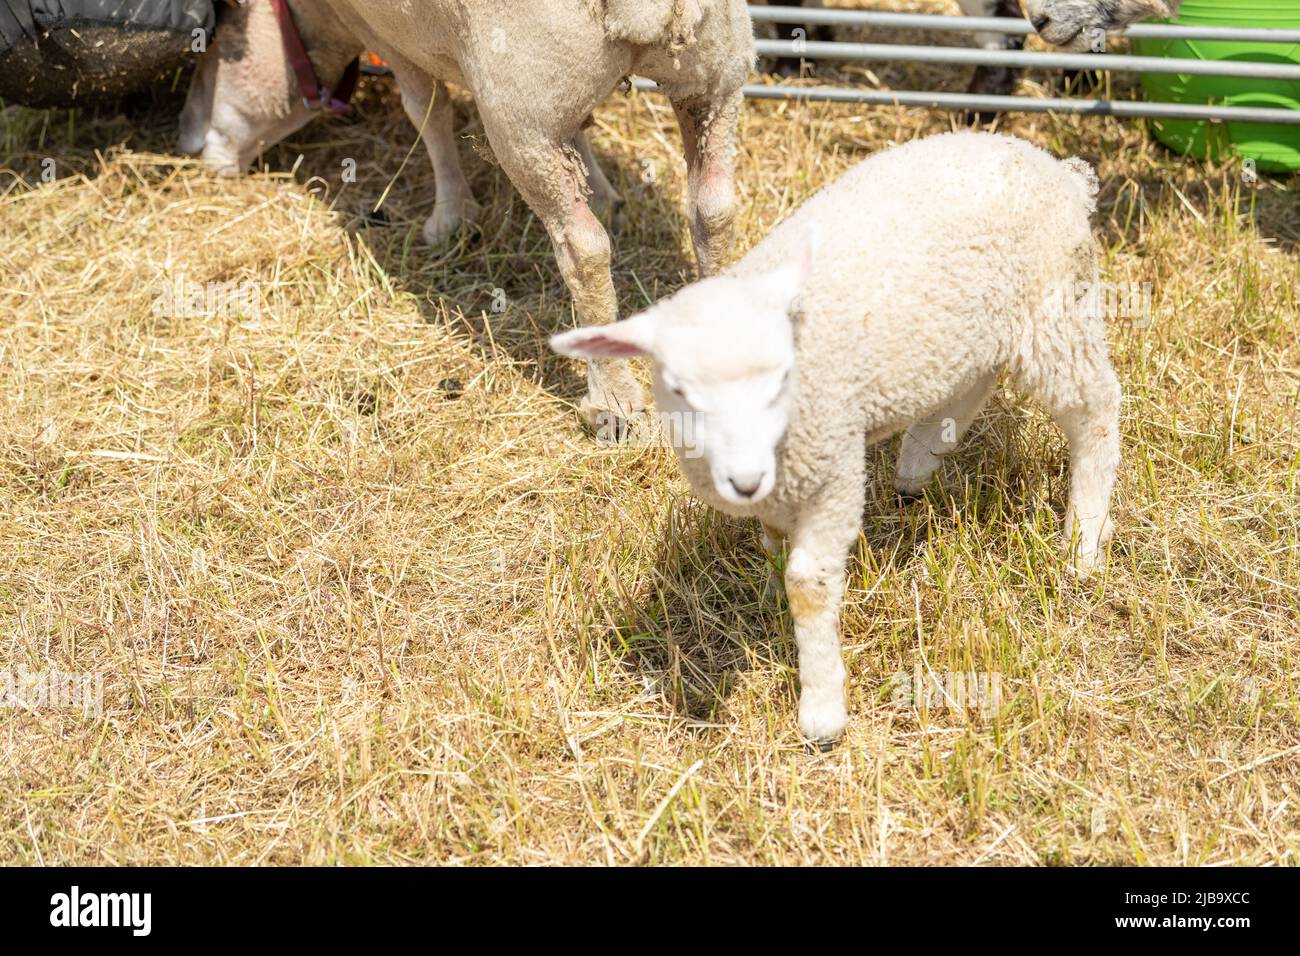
[1061,157,1099,215]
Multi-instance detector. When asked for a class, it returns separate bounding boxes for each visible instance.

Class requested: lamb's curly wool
[691,134,1119,741]
[553,132,1122,744]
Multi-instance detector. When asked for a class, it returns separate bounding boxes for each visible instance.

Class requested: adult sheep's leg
[785,481,863,746]
[958,0,1025,120]
[485,127,646,429]
[672,89,742,277]
[395,73,482,246]
[768,0,834,78]
[895,371,999,498]
[574,126,623,224]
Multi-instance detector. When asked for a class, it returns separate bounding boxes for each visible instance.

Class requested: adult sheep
[179,0,755,432]
[760,1,1184,95]
[1025,0,1182,49]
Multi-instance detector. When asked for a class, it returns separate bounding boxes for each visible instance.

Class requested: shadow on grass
[591,409,1058,725]
[1,80,700,407]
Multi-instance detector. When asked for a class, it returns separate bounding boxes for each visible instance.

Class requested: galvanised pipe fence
[636,5,1300,125]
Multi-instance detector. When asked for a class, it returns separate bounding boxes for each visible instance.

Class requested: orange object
[360,52,392,76]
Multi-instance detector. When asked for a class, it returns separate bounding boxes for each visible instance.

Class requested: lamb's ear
[765,223,820,312]
[549,314,655,359]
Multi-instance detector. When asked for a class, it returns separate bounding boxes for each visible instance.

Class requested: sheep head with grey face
[1023,0,1183,49]
[551,233,817,509]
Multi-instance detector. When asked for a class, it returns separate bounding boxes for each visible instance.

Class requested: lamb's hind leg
[672,88,742,276]
[1054,367,1121,574]
[1016,351,1121,575]
[394,72,482,245]
[895,371,998,498]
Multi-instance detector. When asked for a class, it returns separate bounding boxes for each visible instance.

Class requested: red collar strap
[267,0,358,114]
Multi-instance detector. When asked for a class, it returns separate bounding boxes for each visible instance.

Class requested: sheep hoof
[422,199,483,246]
[579,368,648,441]
[579,399,649,443]
[894,481,927,503]
[1069,555,1098,579]
[811,738,836,754]
[1066,518,1114,579]
[1068,543,1106,579]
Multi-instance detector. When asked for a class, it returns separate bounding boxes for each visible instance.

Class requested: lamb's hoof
[177,131,205,157]
[1069,551,1101,579]
[759,525,784,561]
[809,738,836,754]
[1066,517,1114,579]
[799,696,847,746]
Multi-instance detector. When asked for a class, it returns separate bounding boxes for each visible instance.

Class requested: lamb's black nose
[729,474,763,498]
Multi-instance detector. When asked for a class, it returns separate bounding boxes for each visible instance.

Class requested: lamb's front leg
[672,89,742,276]
[784,487,863,747]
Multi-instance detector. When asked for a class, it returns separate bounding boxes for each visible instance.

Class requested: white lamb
[552,131,1121,745]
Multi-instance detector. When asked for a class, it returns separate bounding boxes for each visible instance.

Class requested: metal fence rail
[747,7,1300,44]
[633,77,1300,125]
[728,5,1300,124]
[753,38,1300,82]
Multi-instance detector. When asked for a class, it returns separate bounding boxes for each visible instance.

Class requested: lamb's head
[1023,1,1181,50]
[178,0,359,174]
[551,231,816,506]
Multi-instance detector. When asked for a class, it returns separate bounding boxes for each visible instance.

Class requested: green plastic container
[1133,0,1300,172]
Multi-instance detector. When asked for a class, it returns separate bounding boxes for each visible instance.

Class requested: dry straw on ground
[2,4,1298,864]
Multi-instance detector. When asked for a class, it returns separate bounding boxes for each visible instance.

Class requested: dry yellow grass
[2,6,1299,865]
